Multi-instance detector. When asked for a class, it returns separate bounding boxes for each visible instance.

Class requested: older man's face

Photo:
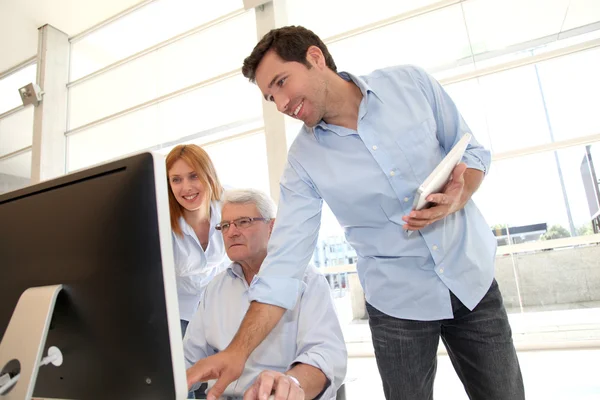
[221,203,273,263]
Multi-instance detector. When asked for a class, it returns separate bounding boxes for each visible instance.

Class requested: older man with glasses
[183,188,347,400]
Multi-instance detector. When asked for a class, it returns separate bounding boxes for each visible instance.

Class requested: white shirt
[172,200,229,321]
[183,264,347,400]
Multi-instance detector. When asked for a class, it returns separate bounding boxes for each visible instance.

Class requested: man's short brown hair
[242,26,337,82]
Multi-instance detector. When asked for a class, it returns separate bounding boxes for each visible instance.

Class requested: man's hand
[186,350,245,400]
[243,370,305,400]
[403,163,469,231]
[187,302,286,399]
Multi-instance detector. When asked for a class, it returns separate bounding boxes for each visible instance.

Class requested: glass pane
[443,80,492,152]
[431,63,477,82]
[0,63,36,115]
[472,65,552,153]
[67,106,160,172]
[562,0,600,31]
[69,10,256,130]
[153,117,264,154]
[200,133,270,195]
[0,150,31,195]
[286,0,441,40]
[0,106,34,157]
[475,144,600,320]
[534,47,600,141]
[558,143,600,237]
[156,10,256,96]
[155,74,262,144]
[509,237,600,314]
[70,0,244,81]
[68,52,160,130]
[443,48,600,155]
[463,0,570,57]
[474,152,571,236]
[328,5,471,76]
[67,75,262,172]
[475,142,600,244]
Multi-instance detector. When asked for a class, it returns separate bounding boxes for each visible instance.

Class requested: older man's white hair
[222,189,277,219]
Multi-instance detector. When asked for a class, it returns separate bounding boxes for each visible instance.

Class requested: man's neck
[238,254,266,285]
[322,73,363,130]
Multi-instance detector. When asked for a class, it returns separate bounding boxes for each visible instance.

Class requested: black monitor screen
[0,153,185,399]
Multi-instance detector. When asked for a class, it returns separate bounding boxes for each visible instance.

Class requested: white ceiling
[0,0,143,72]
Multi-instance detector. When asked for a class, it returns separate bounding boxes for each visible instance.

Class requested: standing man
[189,26,525,400]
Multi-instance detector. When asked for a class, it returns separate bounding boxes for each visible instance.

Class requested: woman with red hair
[166,144,229,337]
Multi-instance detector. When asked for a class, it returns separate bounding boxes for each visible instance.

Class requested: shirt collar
[226,262,247,281]
[339,71,383,103]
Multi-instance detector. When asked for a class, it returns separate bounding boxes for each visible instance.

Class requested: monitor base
[0,285,63,400]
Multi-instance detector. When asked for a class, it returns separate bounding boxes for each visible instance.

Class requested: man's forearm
[287,363,328,400]
[461,168,485,206]
[226,301,286,359]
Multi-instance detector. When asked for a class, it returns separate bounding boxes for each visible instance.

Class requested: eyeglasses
[215,217,270,232]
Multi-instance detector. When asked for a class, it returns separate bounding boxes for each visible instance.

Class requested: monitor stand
[0,284,63,400]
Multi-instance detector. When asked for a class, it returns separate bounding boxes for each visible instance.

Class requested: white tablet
[412,133,472,211]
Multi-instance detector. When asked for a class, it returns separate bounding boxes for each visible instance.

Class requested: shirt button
[390,170,395,176]
[404,197,409,202]
[439,268,444,274]
[372,145,378,150]
[432,245,438,251]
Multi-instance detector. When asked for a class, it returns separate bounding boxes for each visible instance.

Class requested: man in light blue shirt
[189,26,524,400]
[184,189,347,400]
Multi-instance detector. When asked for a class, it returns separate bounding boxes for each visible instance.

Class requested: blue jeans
[366,279,525,400]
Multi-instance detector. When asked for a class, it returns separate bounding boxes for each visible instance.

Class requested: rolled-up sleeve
[291,270,348,399]
[248,157,323,310]
[409,65,491,175]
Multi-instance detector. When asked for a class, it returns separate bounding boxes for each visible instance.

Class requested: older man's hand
[186,350,245,400]
[243,370,305,400]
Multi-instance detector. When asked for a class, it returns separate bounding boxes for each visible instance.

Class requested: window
[286,0,444,40]
[70,0,245,81]
[327,4,471,76]
[0,150,31,195]
[444,47,600,155]
[534,47,600,141]
[0,63,36,115]
[201,132,270,195]
[67,75,262,172]
[474,152,574,235]
[462,0,571,57]
[68,10,257,130]
[445,66,552,154]
[0,106,33,157]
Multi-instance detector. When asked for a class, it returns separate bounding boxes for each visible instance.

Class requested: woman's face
[168,159,206,212]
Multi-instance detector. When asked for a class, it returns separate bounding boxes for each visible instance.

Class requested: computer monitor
[0,152,186,399]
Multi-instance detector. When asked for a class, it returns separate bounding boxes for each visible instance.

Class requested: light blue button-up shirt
[183,264,347,399]
[172,200,229,321]
[249,65,496,321]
